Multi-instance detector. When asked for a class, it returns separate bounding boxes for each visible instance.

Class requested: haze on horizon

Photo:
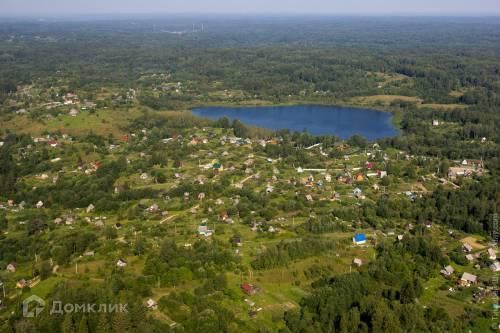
[1,0,500,16]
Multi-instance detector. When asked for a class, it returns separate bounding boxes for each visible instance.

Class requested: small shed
[116,259,127,268]
[440,265,454,277]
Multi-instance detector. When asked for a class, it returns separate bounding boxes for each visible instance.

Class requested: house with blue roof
[353,233,367,245]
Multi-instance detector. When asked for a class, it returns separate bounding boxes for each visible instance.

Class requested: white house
[116,259,127,268]
[146,298,158,310]
[86,204,95,213]
[490,261,500,272]
[488,248,497,260]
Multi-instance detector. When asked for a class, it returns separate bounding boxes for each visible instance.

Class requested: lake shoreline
[192,104,399,140]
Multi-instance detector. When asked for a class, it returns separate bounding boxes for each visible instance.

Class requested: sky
[1,0,500,16]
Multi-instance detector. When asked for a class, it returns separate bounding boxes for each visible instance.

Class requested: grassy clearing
[460,236,487,250]
[418,103,467,110]
[2,108,142,138]
[28,276,65,299]
[351,95,422,105]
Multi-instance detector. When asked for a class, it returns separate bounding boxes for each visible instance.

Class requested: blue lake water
[192,105,398,140]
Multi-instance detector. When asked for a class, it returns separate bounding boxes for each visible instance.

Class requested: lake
[192,105,398,140]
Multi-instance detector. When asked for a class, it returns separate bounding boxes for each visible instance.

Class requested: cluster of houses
[448,159,485,180]
[440,242,498,289]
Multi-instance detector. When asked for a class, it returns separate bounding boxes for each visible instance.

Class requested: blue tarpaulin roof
[354,233,366,242]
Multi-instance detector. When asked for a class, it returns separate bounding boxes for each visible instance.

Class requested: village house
[48,139,59,148]
[353,258,363,267]
[69,108,79,117]
[86,204,95,213]
[463,243,473,253]
[65,216,75,225]
[147,204,159,213]
[198,225,213,237]
[487,248,496,260]
[459,272,477,287]
[116,259,127,268]
[355,173,365,182]
[219,211,229,221]
[353,233,367,245]
[36,201,44,209]
[232,236,242,247]
[241,283,260,295]
[331,192,341,201]
[16,279,27,289]
[378,170,387,178]
[6,262,16,273]
[146,298,158,310]
[353,188,365,199]
[440,265,454,277]
[490,261,500,272]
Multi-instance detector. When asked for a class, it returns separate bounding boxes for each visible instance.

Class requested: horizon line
[1,12,500,18]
